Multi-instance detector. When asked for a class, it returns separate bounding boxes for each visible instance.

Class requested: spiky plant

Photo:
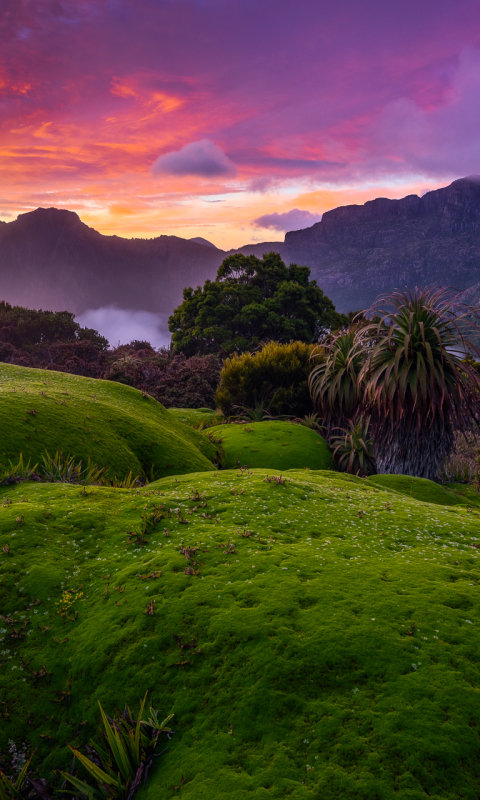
[308,329,365,429]
[329,418,376,477]
[358,287,480,480]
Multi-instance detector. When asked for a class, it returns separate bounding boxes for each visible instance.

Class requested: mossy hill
[0,364,217,480]
[2,469,480,799]
[208,420,334,471]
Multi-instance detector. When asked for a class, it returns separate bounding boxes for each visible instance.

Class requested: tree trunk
[373,416,454,481]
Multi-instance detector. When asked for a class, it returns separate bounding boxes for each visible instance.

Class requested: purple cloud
[253,208,322,232]
[152,139,237,178]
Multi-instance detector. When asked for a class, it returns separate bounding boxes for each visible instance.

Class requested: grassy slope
[168,408,221,427]
[0,364,217,479]
[1,471,480,799]
[209,420,335,471]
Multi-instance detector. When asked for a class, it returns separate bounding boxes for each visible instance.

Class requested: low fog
[76,307,171,349]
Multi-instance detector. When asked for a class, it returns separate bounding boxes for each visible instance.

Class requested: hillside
[0,364,217,480]
[283,176,480,311]
[0,208,222,315]
[1,469,480,799]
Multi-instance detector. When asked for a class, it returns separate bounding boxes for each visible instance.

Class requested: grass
[1,469,480,798]
[208,420,335,471]
[0,365,217,480]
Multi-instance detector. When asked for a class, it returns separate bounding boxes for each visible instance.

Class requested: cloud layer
[1,0,480,247]
[253,209,322,232]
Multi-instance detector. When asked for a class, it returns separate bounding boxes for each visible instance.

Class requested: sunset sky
[2,0,480,249]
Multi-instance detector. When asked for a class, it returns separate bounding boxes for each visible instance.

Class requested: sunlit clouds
[1,0,480,247]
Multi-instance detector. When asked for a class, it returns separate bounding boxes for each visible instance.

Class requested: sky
[1,0,480,250]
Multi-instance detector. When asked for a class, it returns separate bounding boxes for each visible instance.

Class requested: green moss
[2,468,480,798]
[208,420,335,471]
[367,474,477,507]
[0,364,217,479]
[168,408,221,427]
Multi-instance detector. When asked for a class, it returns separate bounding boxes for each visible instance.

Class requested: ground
[1,468,480,799]
[208,421,334,471]
[0,365,217,480]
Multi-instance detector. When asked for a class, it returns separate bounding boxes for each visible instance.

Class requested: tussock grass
[1,469,480,798]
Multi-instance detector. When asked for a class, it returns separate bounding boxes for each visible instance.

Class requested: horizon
[2,1,480,249]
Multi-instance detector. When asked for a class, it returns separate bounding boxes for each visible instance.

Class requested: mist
[76,307,171,349]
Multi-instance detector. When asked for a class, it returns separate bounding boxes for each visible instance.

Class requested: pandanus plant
[308,329,366,429]
[358,288,480,480]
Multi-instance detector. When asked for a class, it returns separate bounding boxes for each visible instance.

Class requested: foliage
[40,451,107,485]
[58,694,173,800]
[169,252,347,357]
[329,418,376,477]
[215,340,316,418]
[309,329,365,428]
[104,349,222,410]
[0,455,39,486]
[3,473,480,798]
[292,413,326,434]
[0,301,108,351]
[358,287,480,480]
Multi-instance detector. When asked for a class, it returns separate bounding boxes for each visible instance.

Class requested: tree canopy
[168,252,347,356]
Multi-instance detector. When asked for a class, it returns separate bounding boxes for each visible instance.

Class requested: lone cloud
[253,208,322,232]
[152,139,237,178]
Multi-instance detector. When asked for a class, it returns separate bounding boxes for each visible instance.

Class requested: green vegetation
[168,408,222,428]
[169,252,347,356]
[359,288,480,480]
[215,340,315,418]
[208,420,334,470]
[0,365,217,481]
[2,469,480,798]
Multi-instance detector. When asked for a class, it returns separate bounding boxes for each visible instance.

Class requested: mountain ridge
[2,176,480,316]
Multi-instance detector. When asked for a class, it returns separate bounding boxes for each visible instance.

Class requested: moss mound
[367,474,475,507]
[0,364,217,479]
[168,407,221,427]
[2,469,480,798]
[208,420,335,470]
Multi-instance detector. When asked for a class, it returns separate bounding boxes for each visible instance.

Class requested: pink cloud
[152,139,237,178]
[253,209,321,232]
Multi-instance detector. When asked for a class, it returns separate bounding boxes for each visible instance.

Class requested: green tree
[358,288,480,480]
[168,252,347,356]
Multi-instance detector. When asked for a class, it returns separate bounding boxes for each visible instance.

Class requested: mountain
[2,177,480,318]
[0,208,223,315]
[189,236,218,248]
[282,176,480,311]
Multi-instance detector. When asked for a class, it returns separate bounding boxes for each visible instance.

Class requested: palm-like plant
[309,329,365,428]
[329,418,376,477]
[358,288,480,479]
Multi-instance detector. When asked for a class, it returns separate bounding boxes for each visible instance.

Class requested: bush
[215,340,315,417]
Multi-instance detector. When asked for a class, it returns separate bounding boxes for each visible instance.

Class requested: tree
[168,252,347,356]
[358,288,480,480]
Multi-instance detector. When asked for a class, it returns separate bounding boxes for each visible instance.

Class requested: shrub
[215,341,316,418]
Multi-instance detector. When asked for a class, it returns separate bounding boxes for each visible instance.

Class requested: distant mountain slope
[2,177,480,318]
[0,208,223,314]
[283,176,480,311]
